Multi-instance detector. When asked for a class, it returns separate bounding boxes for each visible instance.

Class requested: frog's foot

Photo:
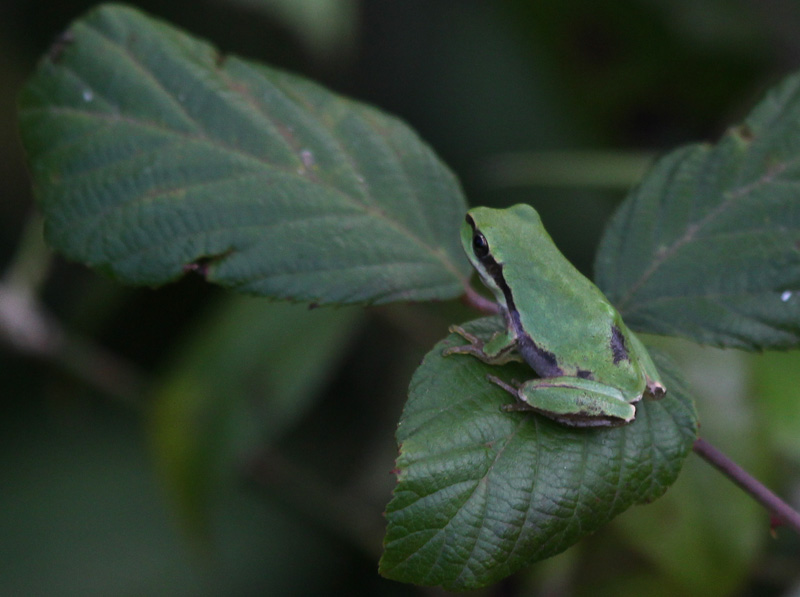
[445,325,481,347]
[442,325,487,359]
[486,375,532,412]
[443,326,523,365]
[646,376,666,399]
[486,374,519,394]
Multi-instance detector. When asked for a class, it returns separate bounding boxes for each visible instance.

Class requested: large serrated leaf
[595,72,800,349]
[18,4,469,305]
[380,317,697,591]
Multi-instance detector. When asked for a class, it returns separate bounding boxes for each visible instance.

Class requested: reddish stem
[463,285,499,314]
[693,437,800,536]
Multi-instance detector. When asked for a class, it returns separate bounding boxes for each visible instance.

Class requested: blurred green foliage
[2,1,800,595]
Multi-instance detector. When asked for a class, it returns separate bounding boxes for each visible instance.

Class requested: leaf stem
[245,449,384,561]
[0,281,147,405]
[693,436,800,535]
[482,149,655,190]
[463,285,500,314]
[1,213,146,405]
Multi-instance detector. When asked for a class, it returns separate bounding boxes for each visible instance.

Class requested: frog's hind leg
[488,374,636,427]
[626,329,666,399]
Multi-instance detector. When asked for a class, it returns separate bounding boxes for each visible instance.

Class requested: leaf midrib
[617,155,794,311]
[25,102,465,284]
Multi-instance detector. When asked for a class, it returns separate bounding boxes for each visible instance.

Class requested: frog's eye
[472,231,490,258]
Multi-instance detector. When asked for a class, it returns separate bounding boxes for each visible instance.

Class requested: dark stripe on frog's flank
[466,214,564,378]
[510,310,563,377]
[610,325,629,364]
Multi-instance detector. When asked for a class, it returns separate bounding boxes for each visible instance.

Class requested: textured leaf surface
[19,4,468,305]
[380,317,697,591]
[596,72,800,349]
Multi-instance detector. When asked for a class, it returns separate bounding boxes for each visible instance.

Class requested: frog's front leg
[487,374,637,428]
[625,329,667,399]
[442,325,524,365]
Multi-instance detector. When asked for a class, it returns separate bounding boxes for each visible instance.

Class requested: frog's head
[461,204,545,313]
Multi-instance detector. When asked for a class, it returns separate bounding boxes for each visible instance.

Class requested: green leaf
[595,72,800,349]
[610,344,765,597]
[18,4,469,305]
[237,0,358,63]
[753,351,800,461]
[149,297,361,535]
[380,317,697,591]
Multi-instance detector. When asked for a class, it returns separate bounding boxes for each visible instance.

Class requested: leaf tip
[214,48,228,68]
[730,122,756,143]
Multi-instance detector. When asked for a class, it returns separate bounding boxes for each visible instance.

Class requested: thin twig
[0,281,147,405]
[245,449,384,561]
[463,285,500,314]
[693,436,800,535]
[1,213,146,405]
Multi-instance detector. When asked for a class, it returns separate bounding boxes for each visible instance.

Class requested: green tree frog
[445,204,665,427]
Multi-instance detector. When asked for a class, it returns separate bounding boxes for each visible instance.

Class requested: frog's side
[444,204,665,427]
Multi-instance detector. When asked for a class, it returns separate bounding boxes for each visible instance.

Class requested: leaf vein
[618,154,796,309]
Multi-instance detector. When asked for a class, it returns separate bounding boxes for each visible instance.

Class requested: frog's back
[484,205,640,384]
